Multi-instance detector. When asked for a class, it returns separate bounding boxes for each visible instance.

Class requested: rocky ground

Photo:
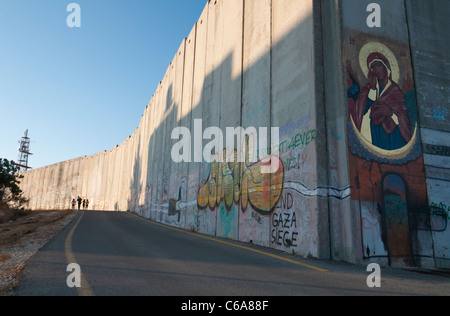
[0,207,77,296]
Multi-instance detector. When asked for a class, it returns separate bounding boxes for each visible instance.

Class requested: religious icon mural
[344,37,431,267]
[346,41,422,164]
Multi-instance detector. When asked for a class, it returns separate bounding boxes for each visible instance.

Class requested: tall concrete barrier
[19,0,450,268]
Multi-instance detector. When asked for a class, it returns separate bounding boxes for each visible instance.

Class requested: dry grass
[0,207,77,296]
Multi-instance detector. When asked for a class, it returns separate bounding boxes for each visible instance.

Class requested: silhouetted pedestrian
[77,196,82,210]
[71,199,76,209]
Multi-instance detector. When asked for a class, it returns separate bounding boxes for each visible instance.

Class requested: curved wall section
[20,0,331,261]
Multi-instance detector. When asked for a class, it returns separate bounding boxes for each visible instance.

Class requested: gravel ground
[0,209,77,296]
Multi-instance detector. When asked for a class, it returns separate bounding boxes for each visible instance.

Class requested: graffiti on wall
[433,106,448,121]
[271,192,299,248]
[197,136,285,217]
[344,37,431,266]
[430,202,449,232]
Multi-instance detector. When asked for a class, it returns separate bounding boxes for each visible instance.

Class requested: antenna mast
[16,129,33,172]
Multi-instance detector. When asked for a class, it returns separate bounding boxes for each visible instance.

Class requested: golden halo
[359,42,400,84]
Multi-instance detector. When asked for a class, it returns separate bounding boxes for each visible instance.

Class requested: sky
[0,0,207,170]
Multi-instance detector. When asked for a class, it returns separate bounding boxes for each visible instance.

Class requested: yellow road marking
[64,211,95,296]
[131,213,328,272]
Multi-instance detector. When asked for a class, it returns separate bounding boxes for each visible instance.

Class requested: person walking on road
[71,199,76,209]
[77,196,82,210]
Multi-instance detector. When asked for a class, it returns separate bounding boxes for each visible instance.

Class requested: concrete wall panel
[179,24,197,231]
[405,0,450,267]
[271,0,319,257]
[239,0,272,248]
[186,5,209,234]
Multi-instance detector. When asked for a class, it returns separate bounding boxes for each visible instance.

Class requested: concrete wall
[405,0,450,268]
[19,0,449,268]
[339,0,450,268]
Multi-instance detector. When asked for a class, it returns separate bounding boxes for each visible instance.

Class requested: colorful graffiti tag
[197,137,285,217]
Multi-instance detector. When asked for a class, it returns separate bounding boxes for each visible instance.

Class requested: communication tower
[16,129,33,172]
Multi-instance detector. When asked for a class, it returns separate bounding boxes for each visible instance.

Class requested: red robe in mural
[353,53,413,150]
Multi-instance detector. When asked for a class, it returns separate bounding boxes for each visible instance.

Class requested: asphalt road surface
[15,211,450,297]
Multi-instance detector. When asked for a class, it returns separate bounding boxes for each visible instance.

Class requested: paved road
[15,211,450,297]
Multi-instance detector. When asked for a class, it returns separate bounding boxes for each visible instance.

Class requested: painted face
[370,61,388,81]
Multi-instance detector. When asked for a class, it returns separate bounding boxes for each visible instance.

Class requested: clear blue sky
[0,0,207,169]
